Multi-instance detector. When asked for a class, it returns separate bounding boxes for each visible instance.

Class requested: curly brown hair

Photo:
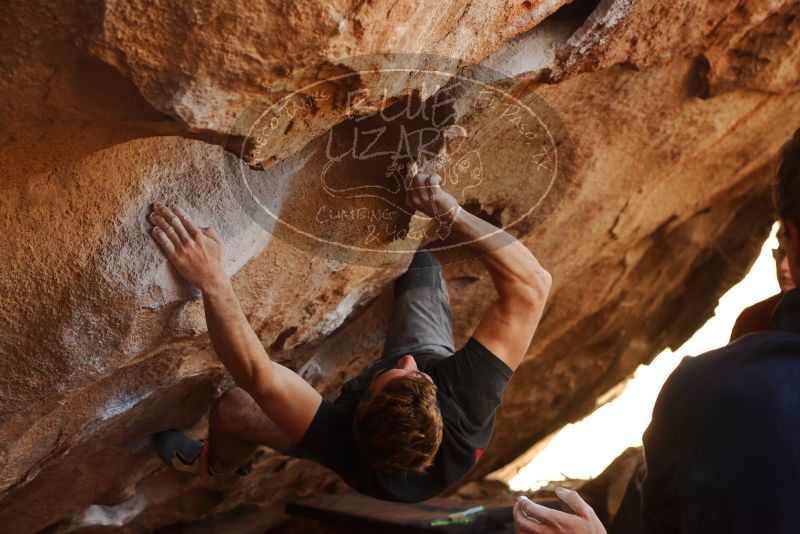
[353,372,444,475]
[774,128,800,223]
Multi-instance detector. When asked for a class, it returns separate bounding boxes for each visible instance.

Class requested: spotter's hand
[513,488,606,534]
[404,162,460,223]
[148,203,227,292]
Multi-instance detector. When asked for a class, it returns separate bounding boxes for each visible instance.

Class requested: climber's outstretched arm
[147,203,321,442]
[405,166,551,371]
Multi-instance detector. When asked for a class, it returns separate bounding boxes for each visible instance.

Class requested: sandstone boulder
[2,0,800,532]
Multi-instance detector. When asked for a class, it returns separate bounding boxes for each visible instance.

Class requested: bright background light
[501,224,781,492]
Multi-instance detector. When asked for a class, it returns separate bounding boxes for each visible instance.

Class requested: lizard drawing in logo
[319,123,483,241]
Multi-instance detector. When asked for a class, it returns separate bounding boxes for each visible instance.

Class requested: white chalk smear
[325,5,347,33]
[318,290,363,337]
[98,390,152,421]
[78,493,147,527]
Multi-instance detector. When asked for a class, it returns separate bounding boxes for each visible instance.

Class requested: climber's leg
[380,249,455,360]
[154,387,292,477]
[206,386,293,475]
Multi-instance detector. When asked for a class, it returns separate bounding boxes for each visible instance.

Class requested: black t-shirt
[296,337,513,502]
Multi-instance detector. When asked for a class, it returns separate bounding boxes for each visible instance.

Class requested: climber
[148,162,551,502]
[514,130,800,534]
[729,227,796,340]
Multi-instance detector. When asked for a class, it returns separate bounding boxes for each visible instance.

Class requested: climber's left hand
[148,203,227,292]
[513,488,606,534]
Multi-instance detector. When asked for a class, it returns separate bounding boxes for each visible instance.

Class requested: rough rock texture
[2,0,800,532]
[0,0,570,180]
[577,447,644,526]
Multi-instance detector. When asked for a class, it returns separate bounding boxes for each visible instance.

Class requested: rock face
[1,0,800,532]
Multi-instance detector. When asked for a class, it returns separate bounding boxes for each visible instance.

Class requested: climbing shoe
[153,429,207,474]
[153,429,250,477]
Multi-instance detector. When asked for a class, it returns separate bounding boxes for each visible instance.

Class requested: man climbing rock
[149,163,551,502]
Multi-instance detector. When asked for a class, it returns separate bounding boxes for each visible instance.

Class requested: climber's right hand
[404,162,460,223]
[148,203,228,292]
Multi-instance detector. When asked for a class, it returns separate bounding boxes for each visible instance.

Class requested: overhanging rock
[1,0,800,531]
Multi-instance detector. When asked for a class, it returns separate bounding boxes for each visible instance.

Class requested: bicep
[472,296,544,371]
[251,362,323,443]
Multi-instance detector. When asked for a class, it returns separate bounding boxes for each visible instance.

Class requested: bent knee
[210,387,255,433]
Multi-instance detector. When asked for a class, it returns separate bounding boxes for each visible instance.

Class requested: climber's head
[774,128,800,287]
[353,355,443,475]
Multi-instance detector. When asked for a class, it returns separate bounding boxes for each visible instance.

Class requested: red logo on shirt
[476,448,484,462]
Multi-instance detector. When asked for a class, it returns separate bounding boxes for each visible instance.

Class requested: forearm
[147,202,321,441]
[449,208,551,302]
[201,278,275,396]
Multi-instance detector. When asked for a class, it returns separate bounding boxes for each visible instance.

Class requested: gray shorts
[380,250,455,362]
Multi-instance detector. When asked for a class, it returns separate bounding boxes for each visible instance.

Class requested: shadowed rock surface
[2,0,800,532]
